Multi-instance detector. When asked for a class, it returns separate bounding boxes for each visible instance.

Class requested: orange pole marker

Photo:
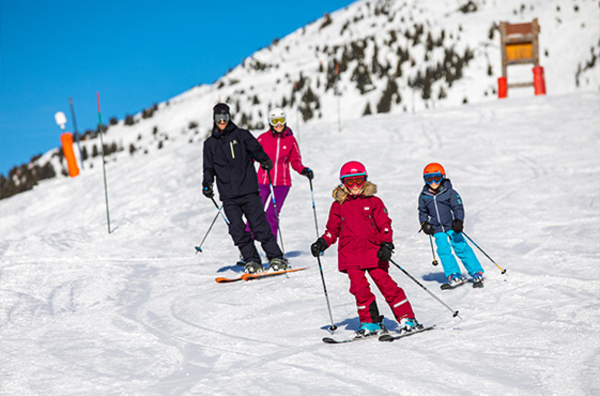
[60,132,80,177]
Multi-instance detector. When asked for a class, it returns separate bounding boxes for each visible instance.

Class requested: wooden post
[497,18,544,96]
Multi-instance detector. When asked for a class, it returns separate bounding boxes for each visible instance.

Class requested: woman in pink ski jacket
[254,107,313,239]
[310,161,420,338]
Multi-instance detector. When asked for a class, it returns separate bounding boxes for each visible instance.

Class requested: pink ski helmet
[339,161,368,181]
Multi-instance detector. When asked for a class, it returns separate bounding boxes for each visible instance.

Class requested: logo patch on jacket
[364,206,370,211]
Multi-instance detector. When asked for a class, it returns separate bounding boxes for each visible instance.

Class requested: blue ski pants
[433,230,484,279]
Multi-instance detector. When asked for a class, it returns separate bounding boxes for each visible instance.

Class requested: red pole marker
[497,77,508,99]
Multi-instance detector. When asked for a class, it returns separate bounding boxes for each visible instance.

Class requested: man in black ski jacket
[202,103,288,274]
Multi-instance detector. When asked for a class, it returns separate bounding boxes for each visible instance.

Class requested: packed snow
[1,90,599,395]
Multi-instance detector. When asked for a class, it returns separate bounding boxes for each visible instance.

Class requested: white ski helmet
[268,107,287,126]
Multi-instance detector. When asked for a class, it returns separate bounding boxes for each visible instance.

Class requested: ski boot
[472,271,484,288]
[449,273,465,285]
[356,321,385,338]
[441,273,467,290]
[269,257,289,272]
[399,317,420,333]
[244,261,264,274]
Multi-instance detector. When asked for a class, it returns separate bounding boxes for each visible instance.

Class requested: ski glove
[311,237,328,257]
[452,219,463,233]
[202,183,214,199]
[260,158,273,171]
[421,222,434,235]
[377,242,394,261]
[301,167,314,180]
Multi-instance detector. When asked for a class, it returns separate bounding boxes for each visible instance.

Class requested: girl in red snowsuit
[311,161,419,336]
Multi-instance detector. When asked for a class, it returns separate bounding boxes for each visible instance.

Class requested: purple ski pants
[245,184,290,239]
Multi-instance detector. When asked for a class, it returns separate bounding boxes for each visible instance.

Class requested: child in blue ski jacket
[418,163,484,287]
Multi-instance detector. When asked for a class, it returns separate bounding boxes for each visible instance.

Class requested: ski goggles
[214,113,230,123]
[342,176,366,187]
[269,117,286,126]
[424,172,444,185]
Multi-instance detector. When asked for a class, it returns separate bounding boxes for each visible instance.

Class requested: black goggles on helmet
[214,113,230,123]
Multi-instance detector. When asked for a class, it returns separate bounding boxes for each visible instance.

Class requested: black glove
[452,219,463,233]
[311,237,328,257]
[301,167,314,180]
[202,183,214,199]
[377,242,394,261]
[260,158,273,171]
[421,222,434,235]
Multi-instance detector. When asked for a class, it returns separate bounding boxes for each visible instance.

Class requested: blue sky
[0,0,355,177]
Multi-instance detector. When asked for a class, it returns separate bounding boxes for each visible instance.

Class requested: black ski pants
[222,192,283,263]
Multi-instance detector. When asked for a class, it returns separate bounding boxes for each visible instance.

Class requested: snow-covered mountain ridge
[2,0,599,200]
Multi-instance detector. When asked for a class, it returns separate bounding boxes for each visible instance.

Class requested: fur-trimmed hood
[332,181,377,203]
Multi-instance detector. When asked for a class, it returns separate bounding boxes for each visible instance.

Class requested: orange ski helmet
[423,163,446,185]
[423,162,445,176]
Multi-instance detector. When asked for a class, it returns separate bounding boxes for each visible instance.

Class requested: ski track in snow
[1,92,599,395]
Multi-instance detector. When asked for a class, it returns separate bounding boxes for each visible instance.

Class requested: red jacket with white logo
[321,182,393,272]
[256,127,305,186]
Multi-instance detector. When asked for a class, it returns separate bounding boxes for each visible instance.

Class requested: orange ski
[215,267,308,283]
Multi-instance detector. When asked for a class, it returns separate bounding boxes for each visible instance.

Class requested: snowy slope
[1,91,599,395]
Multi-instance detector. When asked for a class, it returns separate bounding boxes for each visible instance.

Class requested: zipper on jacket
[230,141,235,159]
[367,214,376,230]
[274,135,281,185]
[432,195,445,233]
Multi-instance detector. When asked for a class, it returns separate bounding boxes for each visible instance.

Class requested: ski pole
[418,223,438,266]
[196,198,229,253]
[463,232,507,274]
[389,258,461,319]
[309,178,337,332]
[428,235,439,266]
[195,210,221,253]
[210,197,230,226]
[266,171,285,254]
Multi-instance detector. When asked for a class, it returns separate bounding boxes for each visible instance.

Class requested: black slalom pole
[69,97,84,170]
[309,178,337,332]
[96,92,111,234]
[389,258,461,319]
